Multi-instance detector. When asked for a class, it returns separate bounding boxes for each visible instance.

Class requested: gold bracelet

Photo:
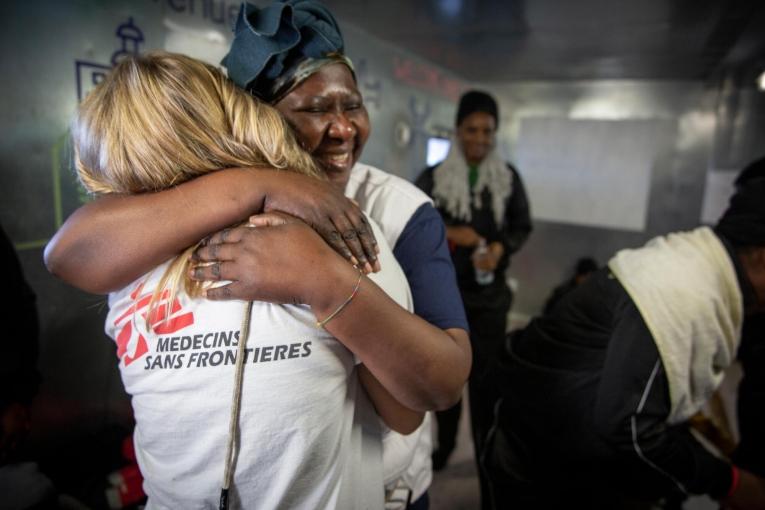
[316,268,363,329]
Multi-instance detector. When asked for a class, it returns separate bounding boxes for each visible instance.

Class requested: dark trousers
[432,399,462,469]
[432,305,505,470]
[406,491,429,510]
[467,303,508,510]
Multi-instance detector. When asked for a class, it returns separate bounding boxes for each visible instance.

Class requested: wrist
[214,167,272,217]
[258,171,320,219]
[240,167,281,215]
[308,255,361,317]
[315,266,363,328]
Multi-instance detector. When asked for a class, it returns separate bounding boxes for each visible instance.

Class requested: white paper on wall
[700,170,738,225]
[515,118,669,231]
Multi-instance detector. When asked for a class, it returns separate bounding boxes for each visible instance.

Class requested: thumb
[247,212,291,228]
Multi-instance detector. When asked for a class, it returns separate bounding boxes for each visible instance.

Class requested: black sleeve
[502,165,532,255]
[592,297,732,499]
[414,166,435,198]
[541,281,572,316]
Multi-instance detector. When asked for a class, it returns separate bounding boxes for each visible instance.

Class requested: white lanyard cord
[220,301,253,510]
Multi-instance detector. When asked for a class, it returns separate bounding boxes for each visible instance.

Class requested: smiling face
[456,111,496,166]
[274,63,370,190]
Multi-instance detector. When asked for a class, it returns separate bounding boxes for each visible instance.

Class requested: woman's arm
[191,222,471,412]
[358,366,423,434]
[44,168,379,293]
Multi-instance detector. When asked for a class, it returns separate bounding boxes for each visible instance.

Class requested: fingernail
[364,262,373,274]
[373,260,381,272]
[350,256,359,266]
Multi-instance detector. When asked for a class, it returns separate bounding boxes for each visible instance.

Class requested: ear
[749,246,765,268]
[742,246,765,313]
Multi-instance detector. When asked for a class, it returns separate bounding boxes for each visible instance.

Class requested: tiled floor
[428,393,481,510]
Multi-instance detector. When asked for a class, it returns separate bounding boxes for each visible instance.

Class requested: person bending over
[487,178,765,509]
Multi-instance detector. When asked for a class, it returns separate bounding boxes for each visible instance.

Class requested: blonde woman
[72,51,421,509]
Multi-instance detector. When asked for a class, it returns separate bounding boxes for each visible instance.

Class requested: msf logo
[113,283,194,366]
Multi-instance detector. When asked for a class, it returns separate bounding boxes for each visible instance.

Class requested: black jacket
[415,162,531,310]
[492,266,738,503]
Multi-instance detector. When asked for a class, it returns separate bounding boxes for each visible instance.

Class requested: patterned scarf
[431,141,512,227]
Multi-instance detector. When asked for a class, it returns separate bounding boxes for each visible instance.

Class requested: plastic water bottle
[473,239,494,286]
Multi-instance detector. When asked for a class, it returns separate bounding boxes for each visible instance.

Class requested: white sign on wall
[515,118,671,232]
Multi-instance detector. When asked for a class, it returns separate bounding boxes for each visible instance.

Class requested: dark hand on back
[261,174,379,272]
[189,216,356,305]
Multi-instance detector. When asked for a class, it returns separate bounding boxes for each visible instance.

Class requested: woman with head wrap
[414,89,531,509]
[45,1,471,508]
[69,50,424,509]
[484,179,765,509]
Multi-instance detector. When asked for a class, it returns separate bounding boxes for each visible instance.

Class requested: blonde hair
[72,51,321,320]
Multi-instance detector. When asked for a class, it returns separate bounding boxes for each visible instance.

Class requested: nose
[475,130,492,146]
[327,114,356,141]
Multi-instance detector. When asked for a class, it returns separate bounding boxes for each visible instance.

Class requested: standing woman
[45,1,471,508]
[415,90,532,510]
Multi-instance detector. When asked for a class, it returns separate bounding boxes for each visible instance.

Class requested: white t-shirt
[347,163,434,503]
[106,219,411,510]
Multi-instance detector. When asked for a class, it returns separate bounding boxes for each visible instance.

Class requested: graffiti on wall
[75,18,145,102]
[151,0,241,27]
[355,58,382,110]
[392,55,464,101]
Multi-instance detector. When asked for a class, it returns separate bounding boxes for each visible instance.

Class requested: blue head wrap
[222,1,349,102]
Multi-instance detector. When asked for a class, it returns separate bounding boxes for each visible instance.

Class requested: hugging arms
[46,149,470,414]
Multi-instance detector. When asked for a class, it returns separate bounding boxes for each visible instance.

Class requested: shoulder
[395,204,448,268]
[365,218,414,313]
[348,163,433,206]
[347,163,433,247]
[505,162,522,179]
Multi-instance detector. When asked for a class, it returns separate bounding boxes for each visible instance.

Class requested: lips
[326,153,351,165]
[317,150,355,172]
